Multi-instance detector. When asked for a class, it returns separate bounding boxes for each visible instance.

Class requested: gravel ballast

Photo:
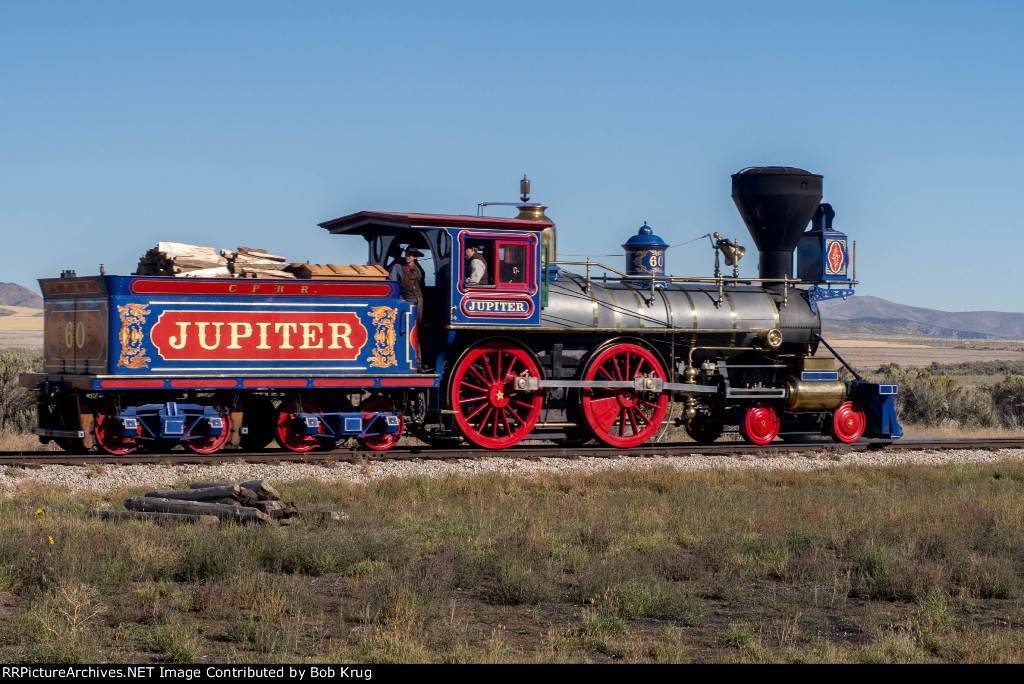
[3,448,1024,496]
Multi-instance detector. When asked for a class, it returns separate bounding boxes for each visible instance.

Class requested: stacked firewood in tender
[223,246,296,279]
[134,243,297,279]
[134,242,231,277]
[95,480,345,526]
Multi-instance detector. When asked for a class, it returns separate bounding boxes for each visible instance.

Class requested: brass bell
[714,233,746,266]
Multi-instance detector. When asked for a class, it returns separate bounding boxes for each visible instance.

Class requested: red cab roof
[319,211,552,235]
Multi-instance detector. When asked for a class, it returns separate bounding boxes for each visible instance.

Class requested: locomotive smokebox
[732,167,823,280]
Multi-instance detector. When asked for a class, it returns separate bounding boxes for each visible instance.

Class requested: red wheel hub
[742,402,780,445]
[488,384,511,408]
[581,343,668,448]
[451,341,542,449]
[831,401,866,443]
[275,398,323,453]
[359,395,405,451]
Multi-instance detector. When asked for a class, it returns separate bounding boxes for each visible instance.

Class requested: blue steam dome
[622,222,668,284]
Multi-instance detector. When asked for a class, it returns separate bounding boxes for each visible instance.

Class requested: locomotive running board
[724,387,788,399]
[31,427,87,439]
[519,378,718,394]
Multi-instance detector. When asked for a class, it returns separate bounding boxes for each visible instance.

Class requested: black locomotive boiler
[22,167,901,454]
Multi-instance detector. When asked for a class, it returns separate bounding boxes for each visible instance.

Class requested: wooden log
[253,500,288,518]
[171,256,229,270]
[157,242,218,257]
[232,256,290,268]
[144,484,257,506]
[134,253,172,276]
[234,268,296,279]
[179,266,231,278]
[140,485,256,507]
[172,264,226,274]
[236,487,259,506]
[237,246,288,262]
[190,480,281,501]
[201,498,242,506]
[125,496,273,525]
[89,510,220,525]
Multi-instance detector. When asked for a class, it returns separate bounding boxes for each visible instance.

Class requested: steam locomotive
[21,167,902,454]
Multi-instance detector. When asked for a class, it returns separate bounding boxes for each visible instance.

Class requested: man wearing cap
[389,248,425,324]
[464,245,489,286]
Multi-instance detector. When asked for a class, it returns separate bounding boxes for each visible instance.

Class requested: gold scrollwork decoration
[117,303,151,369]
[368,306,398,368]
[633,250,660,274]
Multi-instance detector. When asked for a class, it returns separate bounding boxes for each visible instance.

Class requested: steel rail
[1,438,1023,467]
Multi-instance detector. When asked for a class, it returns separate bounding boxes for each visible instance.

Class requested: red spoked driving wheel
[275,398,324,453]
[93,404,142,455]
[581,343,668,448]
[451,341,543,449]
[741,402,780,445]
[185,408,232,455]
[359,395,404,451]
[831,401,867,444]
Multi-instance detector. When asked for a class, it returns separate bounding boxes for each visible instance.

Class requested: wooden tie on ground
[96,479,344,526]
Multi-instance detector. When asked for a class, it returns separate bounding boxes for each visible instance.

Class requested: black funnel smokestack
[731,167,823,280]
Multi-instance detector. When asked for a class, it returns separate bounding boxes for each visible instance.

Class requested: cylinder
[784,377,846,411]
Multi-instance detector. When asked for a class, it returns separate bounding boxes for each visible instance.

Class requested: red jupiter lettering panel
[150,310,369,361]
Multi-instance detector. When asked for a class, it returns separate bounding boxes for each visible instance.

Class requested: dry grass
[0,464,1023,663]
[902,425,1024,439]
[0,428,60,452]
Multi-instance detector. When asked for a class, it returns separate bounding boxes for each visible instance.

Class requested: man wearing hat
[464,245,489,286]
[389,248,425,325]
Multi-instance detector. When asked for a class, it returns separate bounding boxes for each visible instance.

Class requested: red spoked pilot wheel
[581,343,668,448]
[741,402,780,445]
[275,398,324,453]
[450,341,543,449]
[831,401,867,444]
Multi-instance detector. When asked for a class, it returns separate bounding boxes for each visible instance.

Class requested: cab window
[496,243,528,286]
[462,236,533,290]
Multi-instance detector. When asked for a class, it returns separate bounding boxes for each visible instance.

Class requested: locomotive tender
[21,167,902,454]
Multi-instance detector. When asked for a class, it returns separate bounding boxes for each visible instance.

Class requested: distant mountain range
[0,282,43,309]
[817,295,1024,340]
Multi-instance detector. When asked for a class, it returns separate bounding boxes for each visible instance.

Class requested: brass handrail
[551,259,858,308]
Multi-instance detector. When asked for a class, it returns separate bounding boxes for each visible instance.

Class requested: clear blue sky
[2,1,1022,312]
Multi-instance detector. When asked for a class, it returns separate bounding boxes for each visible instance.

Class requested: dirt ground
[0,306,43,349]
[822,338,1024,371]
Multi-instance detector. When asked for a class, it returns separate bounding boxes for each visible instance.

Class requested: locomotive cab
[319,212,548,346]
